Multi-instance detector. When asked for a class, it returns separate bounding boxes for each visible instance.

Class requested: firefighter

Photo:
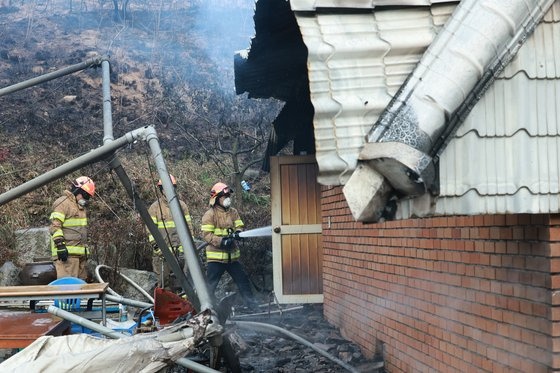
[147,174,193,290]
[201,182,257,309]
[49,176,95,280]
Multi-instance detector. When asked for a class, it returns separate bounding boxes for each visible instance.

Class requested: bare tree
[111,0,130,21]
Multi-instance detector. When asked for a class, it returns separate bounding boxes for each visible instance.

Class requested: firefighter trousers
[207,261,254,303]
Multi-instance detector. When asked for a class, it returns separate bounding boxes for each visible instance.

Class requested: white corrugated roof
[296,3,458,185]
[291,0,457,11]
[396,1,560,217]
[295,0,560,216]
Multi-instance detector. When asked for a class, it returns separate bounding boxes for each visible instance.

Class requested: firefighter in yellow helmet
[201,182,256,308]
[49,176,95,280]
[147,174,193,290]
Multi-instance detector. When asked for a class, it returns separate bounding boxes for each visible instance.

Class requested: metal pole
[145,128,214,312]
[0,56,106,97]
[99,60,199,308]
[48,305,125,339]
[108,158,200,309]
[106,294,153,309]
[0,127,146,207]
[101,60,114,144]
[176,357,221,373]
[47,305,220,373]
[101,293,107,326]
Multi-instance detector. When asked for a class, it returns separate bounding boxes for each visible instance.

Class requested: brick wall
[321,185,560,373]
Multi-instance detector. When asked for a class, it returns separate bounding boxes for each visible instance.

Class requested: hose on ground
[230,306,303,319]
[95,264,154,303]
[230,320,364,373]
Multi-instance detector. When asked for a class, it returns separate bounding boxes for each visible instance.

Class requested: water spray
[238,225,272,238]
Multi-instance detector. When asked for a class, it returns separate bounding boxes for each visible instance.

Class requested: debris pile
[235,304,383,373]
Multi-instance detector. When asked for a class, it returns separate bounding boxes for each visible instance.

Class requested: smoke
[191,0,255,70]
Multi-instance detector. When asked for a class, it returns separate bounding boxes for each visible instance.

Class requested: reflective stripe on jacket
[201,206,244,263]
[49,190,88,256]
[147,199,193,255]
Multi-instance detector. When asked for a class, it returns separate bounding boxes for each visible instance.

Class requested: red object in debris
[153,288,197,325]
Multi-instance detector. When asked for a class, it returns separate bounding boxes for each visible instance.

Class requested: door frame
[270,155,324,304]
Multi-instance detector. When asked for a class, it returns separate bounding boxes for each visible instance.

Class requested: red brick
[553,227,560,242]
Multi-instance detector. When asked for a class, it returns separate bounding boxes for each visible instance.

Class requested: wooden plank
[270,156,285,301]
[288,165,300,225]
[0,283,108,297]
[279,224,321,234]
[317,234,324,293]
[298,164,309,224]
[309,234,319,294]
[281,164,291,225]
[291,234,301,294]
[277,155,316,165]
[281,235,292,295]
[306,163,319,224]
[301,234,310,294]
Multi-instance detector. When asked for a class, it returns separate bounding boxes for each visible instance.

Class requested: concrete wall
[321,186,559,373]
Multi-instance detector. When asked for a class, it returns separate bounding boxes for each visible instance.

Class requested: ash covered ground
[231,304,383,373]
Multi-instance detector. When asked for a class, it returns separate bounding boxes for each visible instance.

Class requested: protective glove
[220,236,234,251]
[233,230,242,240]
[54,238,68,262]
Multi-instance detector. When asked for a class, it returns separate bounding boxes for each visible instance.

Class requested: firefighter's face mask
[77,192,90,207]
[222,196,232,208]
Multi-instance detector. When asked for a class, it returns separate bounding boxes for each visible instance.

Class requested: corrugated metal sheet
[396,2,560,217]
[291,0,458,11]
[295,3,458,185]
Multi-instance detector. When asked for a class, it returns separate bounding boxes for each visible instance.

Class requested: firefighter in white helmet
[147,174,193,290]
[201,182,257,308]
[49,176,95,280]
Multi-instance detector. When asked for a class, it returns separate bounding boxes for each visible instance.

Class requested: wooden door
[270,155,323,303]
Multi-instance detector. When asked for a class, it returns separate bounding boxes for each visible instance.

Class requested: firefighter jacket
[49,190,88,256]
[201,206,244,262]
[147,199,193,255]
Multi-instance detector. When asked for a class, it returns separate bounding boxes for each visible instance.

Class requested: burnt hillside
[0,1,279,283]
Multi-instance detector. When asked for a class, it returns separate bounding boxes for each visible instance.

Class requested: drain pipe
[145,127,214,313]
[0,126,147,207]
[101,60,114,144]
[231,320,379,373]
[47,306,220,373]
[0,56,105,97]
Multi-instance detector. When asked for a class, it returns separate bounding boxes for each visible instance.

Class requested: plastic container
[241,180,251,191]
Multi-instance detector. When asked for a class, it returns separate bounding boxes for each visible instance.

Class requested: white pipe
[105,294,153,309]
[231,320,368,373]
[95,264,154,303]
[48,305,126,339]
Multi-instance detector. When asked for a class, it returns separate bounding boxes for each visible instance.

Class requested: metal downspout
[0,56,106,97]
[145,128,214,312]
[99,61,201,309]
[102,60,114,144]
